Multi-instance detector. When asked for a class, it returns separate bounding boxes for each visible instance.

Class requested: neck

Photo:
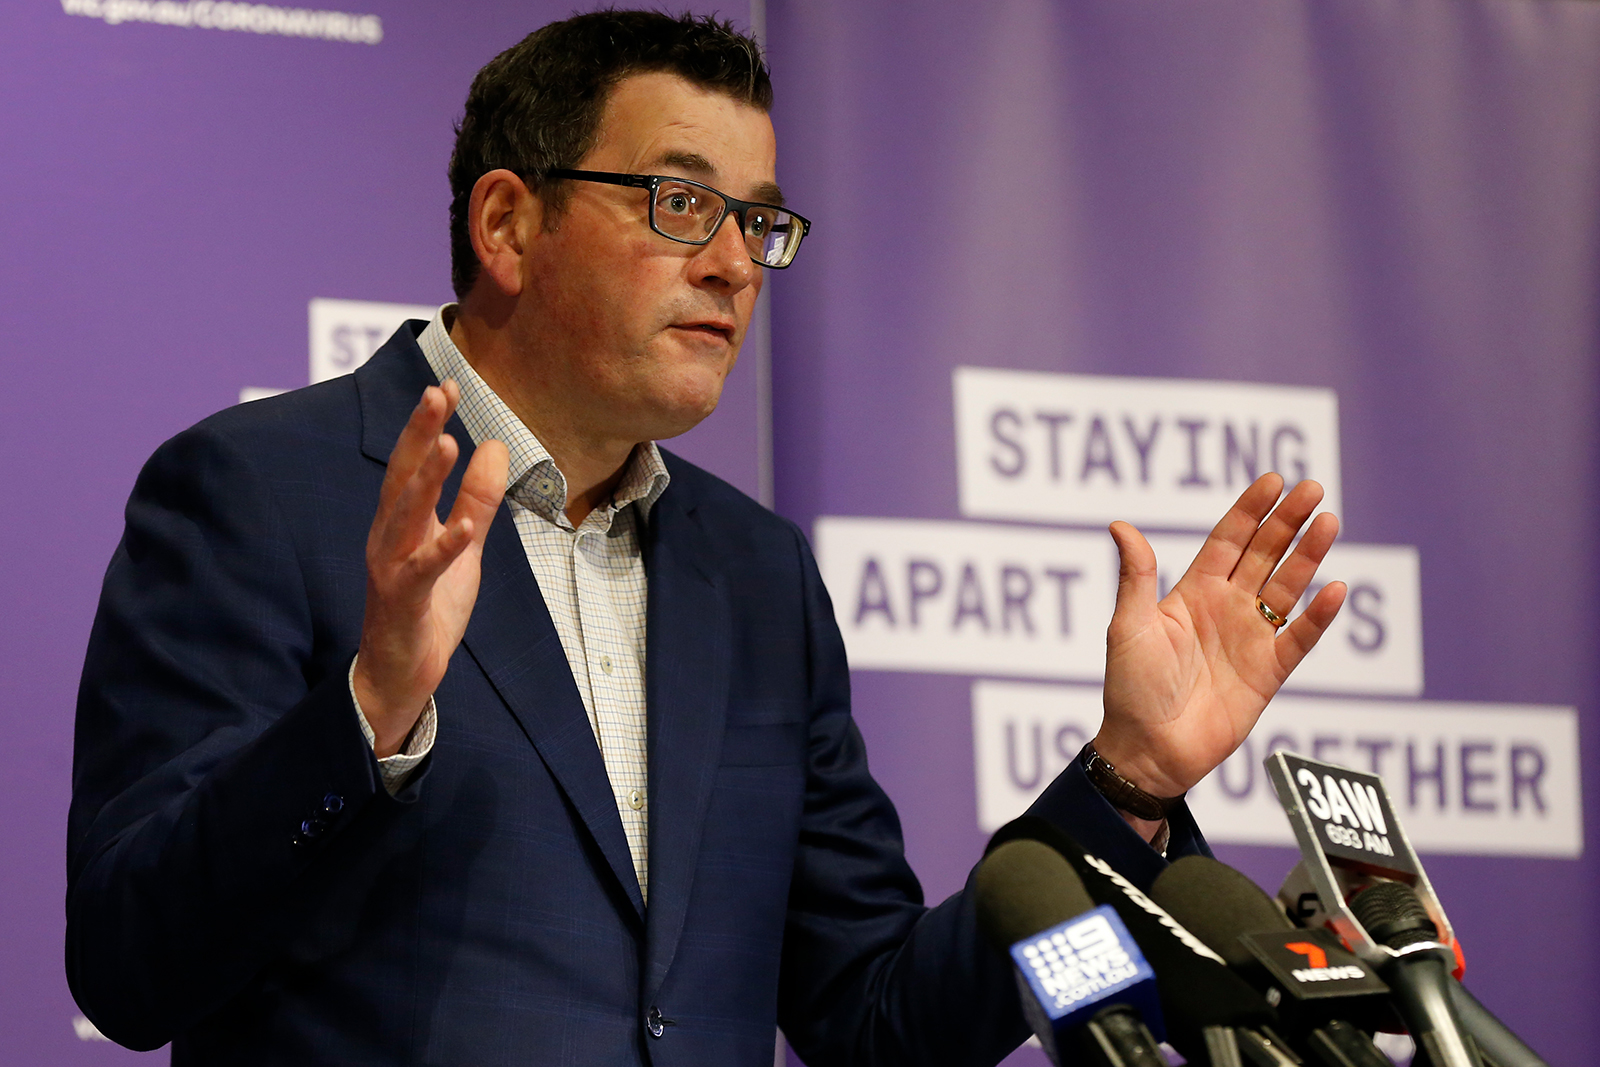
[447,303,634,527]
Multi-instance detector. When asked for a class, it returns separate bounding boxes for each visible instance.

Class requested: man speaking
[67,10,1345,1065]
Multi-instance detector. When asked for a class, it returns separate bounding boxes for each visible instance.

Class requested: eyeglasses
[546,169,811,269]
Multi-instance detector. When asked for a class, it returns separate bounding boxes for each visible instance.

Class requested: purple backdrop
[0,2,762,1061]
[767,0,1599,1063]
[6,0,1599,1063]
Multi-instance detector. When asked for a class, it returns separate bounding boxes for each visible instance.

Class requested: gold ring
[1256,596,1287,629]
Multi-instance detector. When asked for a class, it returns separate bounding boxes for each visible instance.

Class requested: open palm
[1096,475,1346,798]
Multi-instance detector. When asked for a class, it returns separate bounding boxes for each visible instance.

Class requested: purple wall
[6,0,1598,1062]
[767,0,1599,1063]
[0,2,761,1061]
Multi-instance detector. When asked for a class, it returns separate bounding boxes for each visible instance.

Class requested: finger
[1275,580,1347,672]
[1107,520,1159,644]
[402,446,506,582]
[399,510,479,587]
[1228,478,1325,592]
[1183,473,1285,580]
[447,439,510,550]
[1257,511,1339,617]
[374,432,460,564]
[378,382,461,510]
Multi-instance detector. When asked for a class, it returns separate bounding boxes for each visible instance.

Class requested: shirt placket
[571,510,650,901]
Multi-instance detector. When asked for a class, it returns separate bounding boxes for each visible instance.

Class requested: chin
[646,379,727,440]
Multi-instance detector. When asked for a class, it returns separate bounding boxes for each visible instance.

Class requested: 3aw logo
[1281,755,1416,875]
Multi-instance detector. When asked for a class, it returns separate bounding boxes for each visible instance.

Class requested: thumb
[1107,520,1159,642]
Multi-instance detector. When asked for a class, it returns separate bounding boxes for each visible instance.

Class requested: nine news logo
[1011,905,1154,1016]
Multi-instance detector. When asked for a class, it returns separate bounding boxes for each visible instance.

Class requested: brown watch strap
[1079,741,1187,822]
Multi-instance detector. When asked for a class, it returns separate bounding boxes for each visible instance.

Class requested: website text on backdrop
[66,10,1346,1065]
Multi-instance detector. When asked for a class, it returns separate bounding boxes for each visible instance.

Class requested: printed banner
[971,679,1582,857]
[954,366,1342,530]
[817,517,1421,697]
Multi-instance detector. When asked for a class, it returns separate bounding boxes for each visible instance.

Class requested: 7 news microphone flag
[1149,855,1394,1067]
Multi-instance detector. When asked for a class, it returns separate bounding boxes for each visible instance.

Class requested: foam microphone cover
[1149,855,1293,968]
[1350,881,1438,950]
[974,839,1099,951]
[988,816,1278,1055]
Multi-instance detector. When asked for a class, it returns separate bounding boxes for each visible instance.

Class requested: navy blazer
[68,324,1207,1066]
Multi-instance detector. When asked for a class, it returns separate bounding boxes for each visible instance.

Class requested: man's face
[516,71,778,445]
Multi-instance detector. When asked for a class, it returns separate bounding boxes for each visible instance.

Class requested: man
[67,11,1344,1066]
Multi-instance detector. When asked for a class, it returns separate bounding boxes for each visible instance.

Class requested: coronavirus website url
[60,0,382,44]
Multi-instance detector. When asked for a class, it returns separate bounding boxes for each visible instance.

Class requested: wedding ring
[1256,596,1287,629]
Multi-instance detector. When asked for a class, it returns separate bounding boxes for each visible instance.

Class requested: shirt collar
[416,305,671,529]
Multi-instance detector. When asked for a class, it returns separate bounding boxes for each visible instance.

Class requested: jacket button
[646,1006,665,1038]
[321,793,344,816]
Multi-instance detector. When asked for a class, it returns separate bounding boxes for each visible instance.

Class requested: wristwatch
[1079,741,1187,822]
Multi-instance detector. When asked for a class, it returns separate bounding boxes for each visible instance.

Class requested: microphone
[989,816,1300,1067]
[1265,753,1483,1067]
[1279,862,1550,1067]
[975,838,1167,1067]
[1149,855,1395,1067]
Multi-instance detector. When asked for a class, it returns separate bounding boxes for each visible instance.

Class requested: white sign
[813,517,1117,682]
[309,298,437,384]
[970,680,1583,857]
[815,516,1419,697]
[954,366,1342,530]
[1145,536,1423,697]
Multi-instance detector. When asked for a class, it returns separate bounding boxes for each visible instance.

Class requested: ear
[466,169,543,297]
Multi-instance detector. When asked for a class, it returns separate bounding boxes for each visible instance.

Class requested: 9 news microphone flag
[987,817,1300,1067]
[976,839,1166,1067]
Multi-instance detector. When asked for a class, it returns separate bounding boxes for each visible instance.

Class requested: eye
[747,211,771,238]
[657,184,701,216]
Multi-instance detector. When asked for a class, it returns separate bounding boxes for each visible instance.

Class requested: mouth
[671,320,736,343]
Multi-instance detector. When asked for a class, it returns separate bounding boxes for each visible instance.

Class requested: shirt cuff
[348,656,437,795]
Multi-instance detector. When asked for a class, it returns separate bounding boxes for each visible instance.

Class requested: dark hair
[447,9,773,299]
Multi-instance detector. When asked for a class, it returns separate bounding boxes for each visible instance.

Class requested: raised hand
[353,382,509,756]
[1095,473,1346,803]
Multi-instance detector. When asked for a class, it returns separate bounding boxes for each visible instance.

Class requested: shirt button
[538,478,553,495]
[600,654,613,674]
[629,789,645,810]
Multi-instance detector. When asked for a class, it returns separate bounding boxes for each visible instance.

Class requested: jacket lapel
[356,330,647,925]
[641,476,732,996]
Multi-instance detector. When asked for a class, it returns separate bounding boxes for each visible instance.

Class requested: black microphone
[1150,855,1395,1067]
[1270,770,1552,1067]
[989,816,1301,1067]
[975,838,1167,1067]
[1266,753,1483,1067]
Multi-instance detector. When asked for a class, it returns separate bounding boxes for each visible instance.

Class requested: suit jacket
[67,323,1208,1066]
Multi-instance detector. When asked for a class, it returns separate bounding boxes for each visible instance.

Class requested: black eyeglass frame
[545,168,811,269]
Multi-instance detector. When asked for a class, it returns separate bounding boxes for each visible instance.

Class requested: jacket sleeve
[774,522,1208,1067]
[66,420,427,1051]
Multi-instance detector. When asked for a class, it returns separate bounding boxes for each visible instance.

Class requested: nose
[689,210,757,294]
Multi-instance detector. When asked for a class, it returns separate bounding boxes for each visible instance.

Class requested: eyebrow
[651,150,786,207]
